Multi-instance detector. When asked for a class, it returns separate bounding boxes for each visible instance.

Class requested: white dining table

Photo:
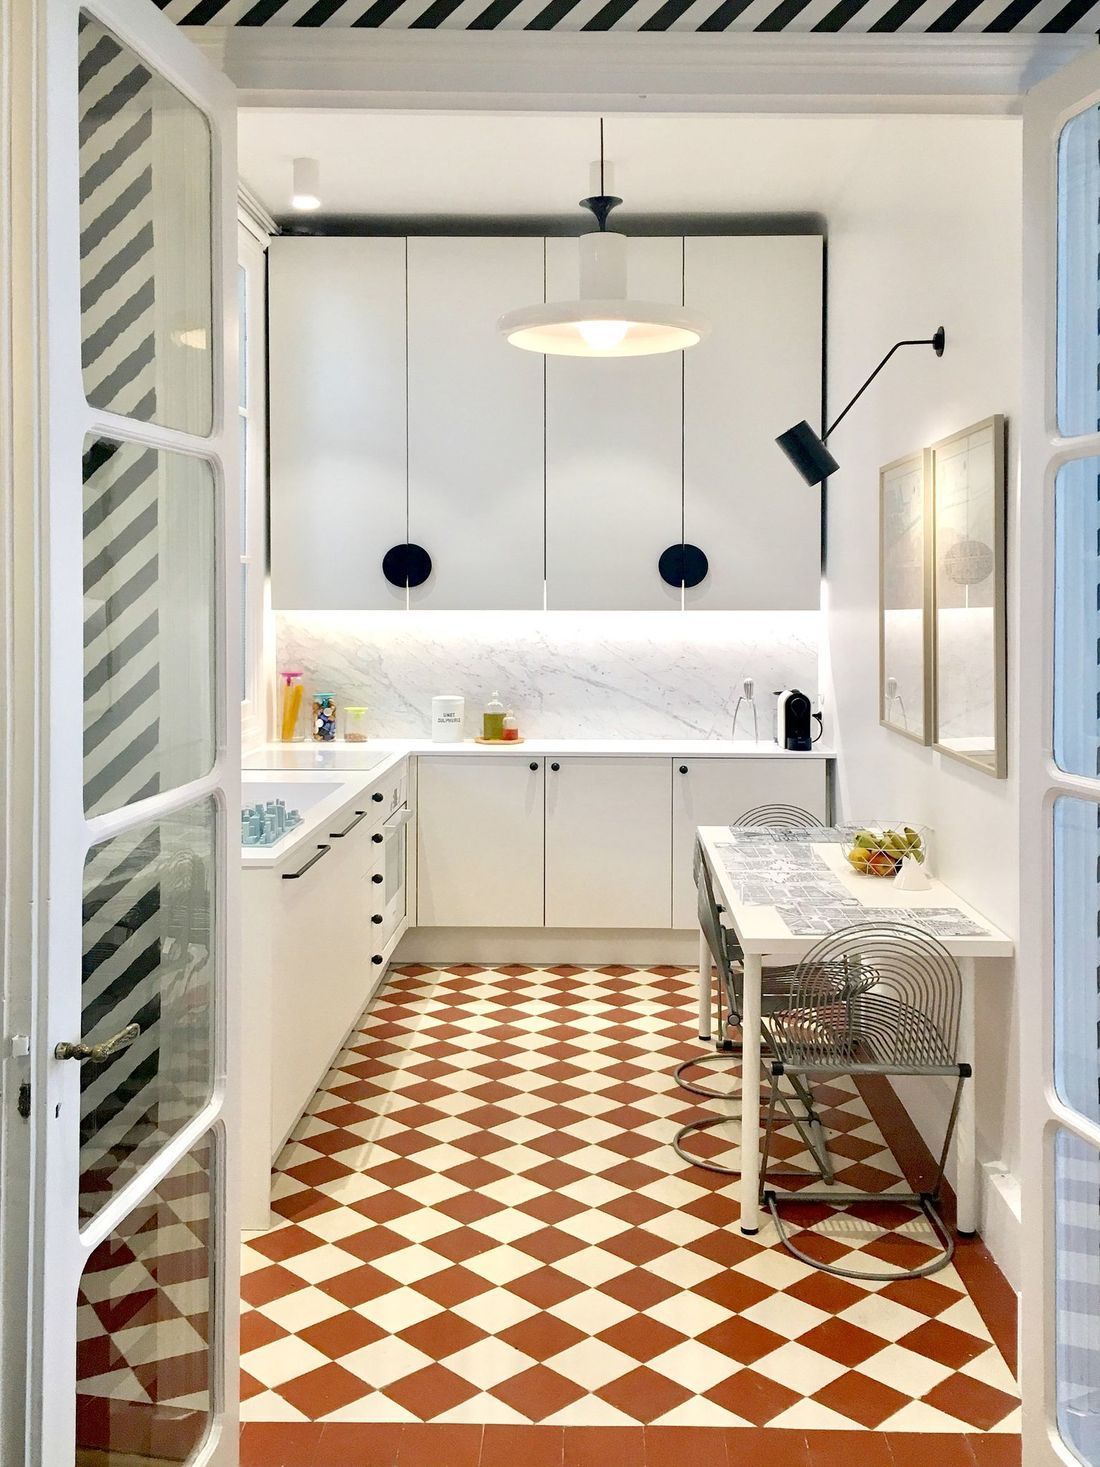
[695,826,1014,1236]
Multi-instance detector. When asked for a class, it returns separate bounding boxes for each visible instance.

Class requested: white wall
[824,115,1022,1281]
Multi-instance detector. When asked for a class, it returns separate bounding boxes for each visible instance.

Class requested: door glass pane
[1055,457,1100,778]
[83,436,216,818]
[1054,797,1100,1126]
[1056,1129,1100,1465]
[1058,106,1100,440]
[79,798,217,1225]
[76,1133,216,1466]
[78,13,213,435]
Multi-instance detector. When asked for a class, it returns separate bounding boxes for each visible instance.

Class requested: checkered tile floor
[240,964,1019,1433]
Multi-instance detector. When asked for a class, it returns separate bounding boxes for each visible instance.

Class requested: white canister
[432,695,465,743]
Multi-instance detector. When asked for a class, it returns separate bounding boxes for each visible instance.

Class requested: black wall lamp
[776,327,946,487]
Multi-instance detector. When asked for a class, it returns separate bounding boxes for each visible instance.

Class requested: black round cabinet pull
[372,873,383,884]
[679,765,689,774]
[382,543,432,588]
[372,914,383,924]
[550,762,560,772]
[372,954,383,965]
[529,762,539,771]
[372,792,384,802]
[659,543,709,589]
[372,832,383,843]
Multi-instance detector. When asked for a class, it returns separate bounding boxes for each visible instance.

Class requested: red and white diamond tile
[240,963,1019,1433]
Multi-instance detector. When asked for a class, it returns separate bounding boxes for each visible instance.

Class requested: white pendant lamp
[291,156,321,212]
[498,122,709,359]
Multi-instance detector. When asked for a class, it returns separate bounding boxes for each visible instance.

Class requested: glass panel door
[12,0,239,1462]
[1022,52,1100,1467]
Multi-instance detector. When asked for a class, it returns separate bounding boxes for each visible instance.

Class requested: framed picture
[879,450,932,744]
[930,415,1007,778]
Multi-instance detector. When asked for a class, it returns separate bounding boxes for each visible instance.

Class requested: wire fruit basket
[842,825,928,878]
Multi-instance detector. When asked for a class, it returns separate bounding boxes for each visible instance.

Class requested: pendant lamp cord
[599,117,605,198]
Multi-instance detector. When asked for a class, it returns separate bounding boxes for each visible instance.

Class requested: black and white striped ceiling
[156,0,1100,33]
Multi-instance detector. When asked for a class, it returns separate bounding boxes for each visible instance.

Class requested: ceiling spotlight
[777,327,946,486]
[291,157,321,212]
[498,120,708,359]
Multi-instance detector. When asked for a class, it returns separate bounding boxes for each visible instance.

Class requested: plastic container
[312,693,337,742]
[502,711,520,742]
[344,706,369,743]
[278,670,305,742]
[482,691,505,742]
[432,695,465,743]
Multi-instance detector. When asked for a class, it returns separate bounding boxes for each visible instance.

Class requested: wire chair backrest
[693,837,746,1021]
[734,804,824,831]
[772,921,963,1072]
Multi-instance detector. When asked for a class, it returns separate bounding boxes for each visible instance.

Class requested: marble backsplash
[276,611,821,742]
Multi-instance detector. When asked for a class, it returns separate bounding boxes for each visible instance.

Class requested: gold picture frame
[929,415,1008,778]
[879,449,933,745]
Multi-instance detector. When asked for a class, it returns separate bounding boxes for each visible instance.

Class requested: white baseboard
[395,927,698,966]
[979,1159,1021,1291]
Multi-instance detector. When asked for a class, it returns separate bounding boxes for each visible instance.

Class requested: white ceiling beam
[188,28,1090,116]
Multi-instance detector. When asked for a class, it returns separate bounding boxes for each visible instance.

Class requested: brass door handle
[55,1022,140,1064]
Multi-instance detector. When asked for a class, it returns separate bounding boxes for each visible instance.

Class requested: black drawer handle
[372,792,384,803]
[372,914,383,924]
[372,832,383,844]
[372,954,383,965]
[550,762,560,772]
[679,765,689,774]
[331,809,367,838]
[529,762,539,771]
[372,873,383,884]
[282,843,330,880]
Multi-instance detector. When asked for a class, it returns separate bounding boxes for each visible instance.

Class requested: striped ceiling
[158,0,1100,33]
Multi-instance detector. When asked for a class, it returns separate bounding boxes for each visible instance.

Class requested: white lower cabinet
[545,757,672,929]
[417,756,544,927]
[671,758,828,927]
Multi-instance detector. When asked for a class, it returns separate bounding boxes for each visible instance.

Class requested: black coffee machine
[775,689,822,751]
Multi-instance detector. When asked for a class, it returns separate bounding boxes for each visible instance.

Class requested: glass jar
[344,706,369,743]
[312,692,337,742]
[278,671,305,742]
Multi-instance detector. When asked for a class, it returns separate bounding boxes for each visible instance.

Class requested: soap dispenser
[483,692,505,741]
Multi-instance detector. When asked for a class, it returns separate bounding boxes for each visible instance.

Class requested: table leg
[697,929,712,1041]
[739,951,763,1235]
[956,956,977,1236]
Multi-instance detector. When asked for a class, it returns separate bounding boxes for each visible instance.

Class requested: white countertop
[244,738,835,767]
[241,756,406,870]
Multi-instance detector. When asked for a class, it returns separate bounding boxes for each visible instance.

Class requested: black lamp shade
[776,420,839,487]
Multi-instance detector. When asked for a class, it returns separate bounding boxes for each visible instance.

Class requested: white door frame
[4,0,240,1460]
[1020,44,1100,1467]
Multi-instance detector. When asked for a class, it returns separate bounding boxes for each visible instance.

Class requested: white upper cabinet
[269,237,407,610]
[545,237,683,611]
[684,237,823,611]
[407,238,545,610]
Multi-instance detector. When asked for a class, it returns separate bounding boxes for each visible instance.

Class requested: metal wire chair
[676,805,824,1105]
[674,834,842,1180]
[761,920,971,1281]
[734,804,826,831]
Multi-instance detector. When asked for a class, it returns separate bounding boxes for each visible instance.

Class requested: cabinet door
[545,237,683,611]
[684,237,823,611]
[545,757,672,928]
[407,238,545,609]
[269,237,407,610]
[671,758,828,927]
[417,756,544,926]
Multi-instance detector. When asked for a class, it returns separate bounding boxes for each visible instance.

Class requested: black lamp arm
[824,327,945,440]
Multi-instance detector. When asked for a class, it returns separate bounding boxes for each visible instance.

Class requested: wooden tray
[474,736,525,745]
